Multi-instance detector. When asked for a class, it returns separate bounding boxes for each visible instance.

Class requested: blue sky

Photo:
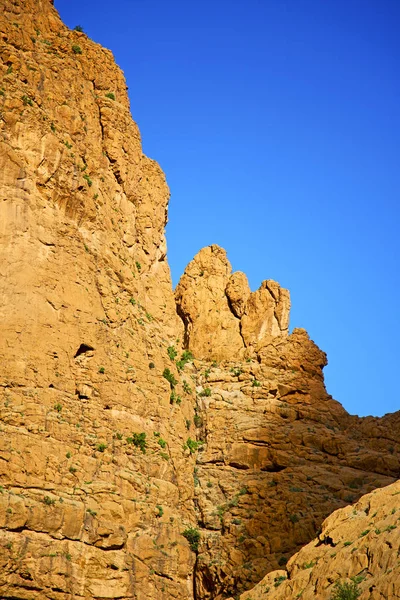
[56,0,399,417]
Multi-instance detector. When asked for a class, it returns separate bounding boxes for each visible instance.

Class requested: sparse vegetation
[167,345,177,360]
[199,387,211,397]
[176,350,193,371]
[72,44,82,54]
[274,575,287,587]
[54,403,62,412]
[182,527,200,552]
[330,580,361,600]
[127,432,147,453]
[83,173,92,187]
[21,94,33,106]
[183,380,192,394]
[73,25,84,32]
[96,443,107,452]
[43,496,56,506]
[156,505,163,518]
[184,437,201,454]
[163,368,177,389]
[105,92,115,100]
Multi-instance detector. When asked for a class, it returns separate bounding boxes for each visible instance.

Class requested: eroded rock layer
[0,2,399,600]
[233,479,400,599]
[175,245,290,362]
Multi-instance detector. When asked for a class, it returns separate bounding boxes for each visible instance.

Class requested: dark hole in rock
[49,384,54,388]
[74,343,94,358]
[104,405,111,410]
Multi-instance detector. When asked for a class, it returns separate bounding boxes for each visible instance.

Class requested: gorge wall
[0,2,399,599]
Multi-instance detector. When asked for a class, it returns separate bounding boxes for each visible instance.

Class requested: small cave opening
[74,343,95,358]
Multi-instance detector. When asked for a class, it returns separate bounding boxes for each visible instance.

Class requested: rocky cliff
[232,479,400,599]
[0,2,399,599]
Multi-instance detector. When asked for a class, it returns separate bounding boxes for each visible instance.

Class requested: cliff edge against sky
[0,1,399,599]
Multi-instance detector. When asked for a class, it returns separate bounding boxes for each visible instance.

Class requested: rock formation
[232,479,400,599]
[0,2,399,599]
[175,245,290,362]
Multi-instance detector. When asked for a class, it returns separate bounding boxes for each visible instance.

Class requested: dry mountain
[0,1,399,599]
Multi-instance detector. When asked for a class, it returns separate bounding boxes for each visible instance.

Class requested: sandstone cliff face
[233,479,400,599]
[0,2,399,600]
[0,2,196,598]
[176,330,400,599]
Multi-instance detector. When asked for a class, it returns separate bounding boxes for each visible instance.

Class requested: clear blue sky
[56,0,399,418]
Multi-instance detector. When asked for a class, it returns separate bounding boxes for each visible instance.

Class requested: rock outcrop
[0,2,399,600]
[175,245,290,362]
[185,336,400,599]
[232,479,400,599]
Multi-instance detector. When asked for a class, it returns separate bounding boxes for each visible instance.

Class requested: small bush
[73,25,84,32]
[182,527,200,552]
[167,345,177,361]
[330,580,361,600]
[230,367,242,377]
[156,505,163,518]
[105,92,115,100]
[274,575,287,588]
[158,438,167,449]
[98,366,105,374]
[54,403,62,413]
[252,379,261,387]
[199,387,211,397]
[127,432,147,453]
[83,173,92,187]
[163,368,177,389]
[97,443,107,452]
[176,350,193,371]
[21,94,33,106]
[87,508,97,517]
[72,44,82,54]
[183,380,192,394]
[43,496,55,506]
[184,437,201,454]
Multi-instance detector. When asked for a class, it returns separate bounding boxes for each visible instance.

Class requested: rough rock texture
[0,2,197,599]
[233,479,400,599]
[188,335,400,599]
[0,2,400,600]
[175,245,291,362]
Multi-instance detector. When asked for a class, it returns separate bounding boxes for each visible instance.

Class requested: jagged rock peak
[175,244,291,361]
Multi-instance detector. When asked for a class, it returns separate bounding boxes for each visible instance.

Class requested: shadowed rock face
[231,479,400,600]
[0,2,399,600]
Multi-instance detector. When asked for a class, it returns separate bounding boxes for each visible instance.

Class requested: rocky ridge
[0,1,399,599]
